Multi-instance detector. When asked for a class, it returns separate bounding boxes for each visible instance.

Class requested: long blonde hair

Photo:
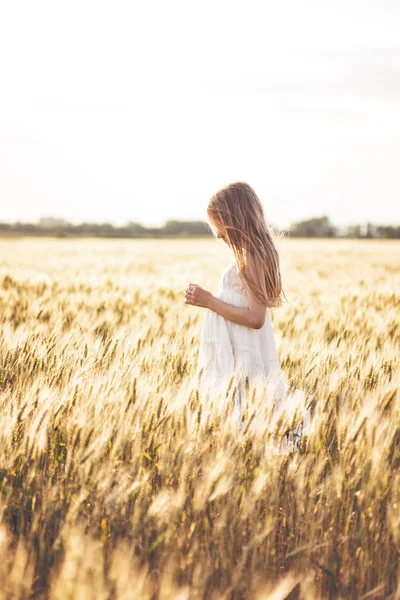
[207,181,288,308]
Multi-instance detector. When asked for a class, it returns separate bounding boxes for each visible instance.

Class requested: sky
[0,0,399,229]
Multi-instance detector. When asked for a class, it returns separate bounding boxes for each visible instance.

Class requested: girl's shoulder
[222,261,237,278]
[222,261,247,295]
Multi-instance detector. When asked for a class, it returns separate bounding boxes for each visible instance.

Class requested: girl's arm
[208,294,266,329]
[184,282,266,329]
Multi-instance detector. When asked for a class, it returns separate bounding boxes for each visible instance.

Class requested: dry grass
[0,237,399,600]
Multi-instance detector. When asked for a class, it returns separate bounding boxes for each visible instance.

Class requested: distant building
[38,217,67,228]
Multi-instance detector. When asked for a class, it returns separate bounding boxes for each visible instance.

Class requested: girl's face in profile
[209,217,228,245]
[211,220,248,254]
[216,228,228,244]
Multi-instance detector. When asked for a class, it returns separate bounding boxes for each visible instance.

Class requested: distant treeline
[0,215,399,239]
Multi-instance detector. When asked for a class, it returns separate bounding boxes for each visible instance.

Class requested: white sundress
[197,262,314,453]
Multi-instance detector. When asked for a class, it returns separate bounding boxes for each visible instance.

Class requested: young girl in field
[184,181,314,453]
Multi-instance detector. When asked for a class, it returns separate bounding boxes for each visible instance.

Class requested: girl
[184,181,314,453]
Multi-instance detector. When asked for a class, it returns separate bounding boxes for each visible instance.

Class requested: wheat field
[0,237,399,600]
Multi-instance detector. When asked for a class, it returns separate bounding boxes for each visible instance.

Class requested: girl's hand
[184,282,214,309]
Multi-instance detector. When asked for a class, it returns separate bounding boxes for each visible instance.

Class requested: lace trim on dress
[198,337,233,368]
[224,264,248,297]
[198,339,285,401]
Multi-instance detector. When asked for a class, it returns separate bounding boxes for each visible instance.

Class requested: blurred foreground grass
[0,237,399,599]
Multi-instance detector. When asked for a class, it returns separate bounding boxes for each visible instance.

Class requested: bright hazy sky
[1,0,399,228]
